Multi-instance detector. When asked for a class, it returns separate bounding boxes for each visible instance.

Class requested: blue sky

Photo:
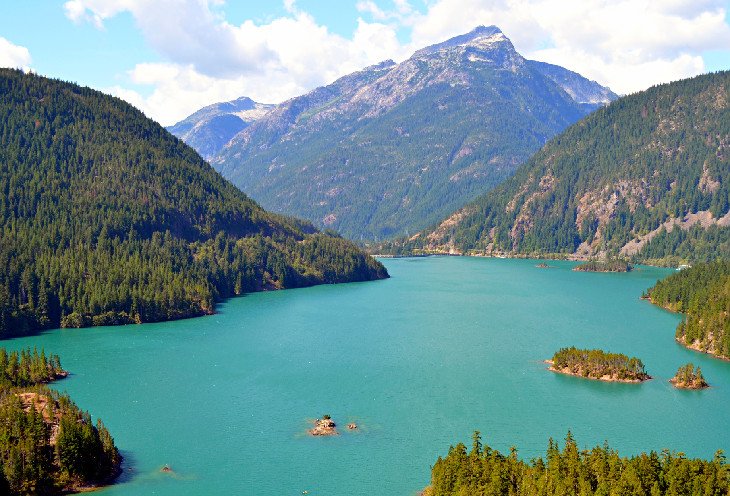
[1,1,728,125]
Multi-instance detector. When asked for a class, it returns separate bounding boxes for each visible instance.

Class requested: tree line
[427,431,729,496]
[551,347,649,382]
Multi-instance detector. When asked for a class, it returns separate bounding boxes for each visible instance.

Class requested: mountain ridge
[387,70,729,264]
[209,26,617,240]
[168,96,275,160]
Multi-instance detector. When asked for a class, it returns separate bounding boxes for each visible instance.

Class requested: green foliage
[551,347,649,381]
[396,71,730,262]
[0,68,387,338]
[573,260,632,272]
[0,347,65,388]
[671,363,709,389]
[0,347,119,494]
[429,432,729,496]
[649,261,730,359]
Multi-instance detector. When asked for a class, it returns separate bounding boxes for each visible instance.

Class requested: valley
[0,7,728,494]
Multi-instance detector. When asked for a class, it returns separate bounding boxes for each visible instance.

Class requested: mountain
[393,71,729,263]
[211,26,616,240]
[167,96,274,160]
[526,60,618,109]
[0,69,387,339]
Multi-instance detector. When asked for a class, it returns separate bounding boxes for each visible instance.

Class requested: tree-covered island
[670,363,709,390]
[0,347,121,494]
[548,347,650,382]
[573,260,633,272]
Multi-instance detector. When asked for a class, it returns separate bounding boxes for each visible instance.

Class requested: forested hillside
[0,69,387,338]
[395,71,729,263]
[213,26,615,240]
[648,261,730,359]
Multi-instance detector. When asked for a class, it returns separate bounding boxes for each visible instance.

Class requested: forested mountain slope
[395,71,729,263]
[0,69,387,338]
[213,26,615,240]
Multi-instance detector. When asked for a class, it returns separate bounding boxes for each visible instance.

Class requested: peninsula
[0,69,387,340]
[0,348,121,494]
[646,261,730,360]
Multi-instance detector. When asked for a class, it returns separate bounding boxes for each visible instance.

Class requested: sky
[1,0,729,126]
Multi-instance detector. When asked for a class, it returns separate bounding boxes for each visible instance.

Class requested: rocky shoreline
[308,416,359,436]
[545,360,650,383]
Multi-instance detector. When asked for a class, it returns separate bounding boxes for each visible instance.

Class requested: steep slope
[527,60,618,110]
[0,69,387,339]
[396,71,729,263]
[213,26,616,240]
[167,96,274,160]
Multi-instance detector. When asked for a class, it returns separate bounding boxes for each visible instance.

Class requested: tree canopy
[0,69,387,338]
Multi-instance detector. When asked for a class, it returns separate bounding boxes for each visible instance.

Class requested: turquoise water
[5,257,730,495]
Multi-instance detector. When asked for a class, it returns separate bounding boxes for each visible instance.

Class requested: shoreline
[644,297,730,362]
[669,378,710,390]
[0,270,390,342]
[674,337,730,362]
[544,360,650,384]
[372,251,677,269]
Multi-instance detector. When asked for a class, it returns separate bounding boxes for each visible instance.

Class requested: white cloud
[0,37,32,70]
[64,0,406,124]
[403,0,730,94]
[63,0,730,124]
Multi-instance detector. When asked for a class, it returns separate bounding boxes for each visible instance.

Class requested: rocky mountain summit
[206,26,616,240]
[168,96,274,160]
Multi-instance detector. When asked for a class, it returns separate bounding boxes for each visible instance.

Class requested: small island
[670,363,709,389]
[548,347,651,382]
[573,260,632,272]
[309,415,338,436]
[535,262,551,268]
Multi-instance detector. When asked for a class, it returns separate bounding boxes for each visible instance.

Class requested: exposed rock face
[168,97,274,160]
[527,60,618,107]
[309,416,338,436]
[401,71,729,262]
[211,26,616,240]
[670,375,710,390]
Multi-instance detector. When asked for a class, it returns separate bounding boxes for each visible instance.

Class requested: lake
[5,257,730,495]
